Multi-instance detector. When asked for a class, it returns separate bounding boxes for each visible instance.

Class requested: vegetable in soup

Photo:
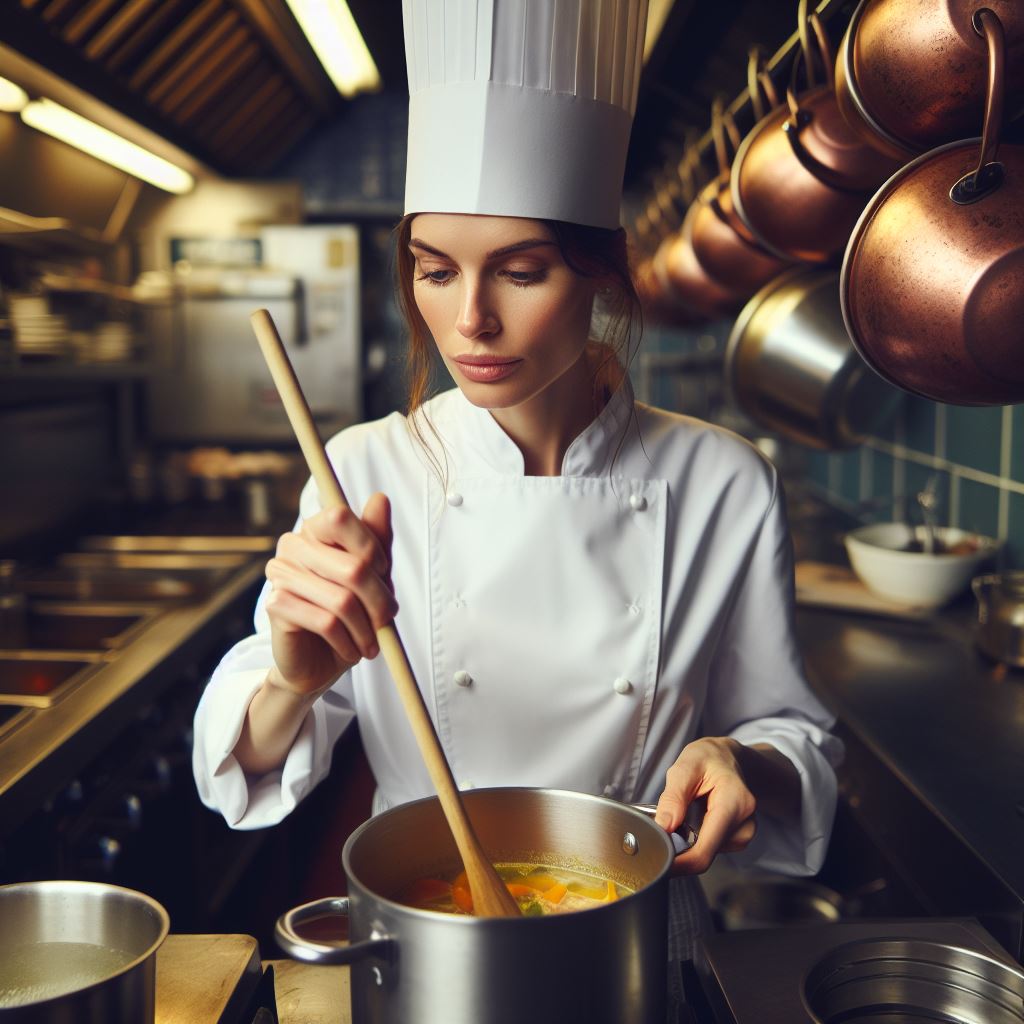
[398,863,632,916]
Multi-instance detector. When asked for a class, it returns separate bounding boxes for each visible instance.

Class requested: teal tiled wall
[634,323,1024,570]
[801,395,1023,569]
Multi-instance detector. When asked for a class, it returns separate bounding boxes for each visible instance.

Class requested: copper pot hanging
[731,2,901,264]
[688,68,792,296]
[659,215,744,322]
[835,0,1024,160]
[842,9,1024,406]
[653,152,747,321]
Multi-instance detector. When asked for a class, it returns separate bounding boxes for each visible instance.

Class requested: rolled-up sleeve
[192,577,355,830]
[703,474,843,876]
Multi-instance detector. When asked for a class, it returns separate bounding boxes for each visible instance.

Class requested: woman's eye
[417,268,455,286]
[502,269,547,287]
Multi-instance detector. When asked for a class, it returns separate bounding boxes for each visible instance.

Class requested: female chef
[194,0,841,969]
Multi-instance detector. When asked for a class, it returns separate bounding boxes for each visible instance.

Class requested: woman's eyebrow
[408,238,556,260]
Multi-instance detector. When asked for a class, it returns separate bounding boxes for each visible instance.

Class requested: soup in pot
[397,862,633,916]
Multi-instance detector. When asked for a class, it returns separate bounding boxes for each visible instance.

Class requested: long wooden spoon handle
[250,309,518,918]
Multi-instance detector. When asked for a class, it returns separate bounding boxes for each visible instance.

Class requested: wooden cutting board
[267,959,351,1024]
[795,561,930,620]
[156,934,261,1024]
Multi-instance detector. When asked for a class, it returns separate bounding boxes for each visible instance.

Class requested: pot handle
[631,803,699,855]
[951,8,1006,205]
[275,896,393,966]
[747,46,780,123]
[711,97,743,177]
[782,12,870,196]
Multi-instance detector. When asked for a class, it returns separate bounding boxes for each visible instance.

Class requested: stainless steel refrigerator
[146,224,362,443]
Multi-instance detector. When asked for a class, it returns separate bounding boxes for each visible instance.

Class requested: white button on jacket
[194,377,842,876]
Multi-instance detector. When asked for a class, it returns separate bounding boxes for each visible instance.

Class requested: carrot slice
[405,878,451,906]
[451,871,473,914]
[505,883,536,899]
[543,882,568,905]
[517,873,560,892]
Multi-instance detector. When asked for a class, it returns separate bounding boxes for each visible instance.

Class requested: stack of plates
[10,296,70,359]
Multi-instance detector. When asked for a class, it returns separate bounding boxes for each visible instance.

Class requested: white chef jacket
[193,376,842,876]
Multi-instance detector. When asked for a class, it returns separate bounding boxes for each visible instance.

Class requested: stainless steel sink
[78,535,275,554]
[14,602,157,651]
[0,651,105,707]
[21,552,252,601]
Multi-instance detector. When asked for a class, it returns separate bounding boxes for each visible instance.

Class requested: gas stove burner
[806,938,1024,1023]
[689,918,1023,1024]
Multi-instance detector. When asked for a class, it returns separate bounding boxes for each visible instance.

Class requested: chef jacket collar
[453,371,636,478]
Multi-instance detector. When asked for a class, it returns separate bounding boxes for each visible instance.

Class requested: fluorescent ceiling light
[20,98,194,194]
[284,0,381,98]
[0,76,28,112]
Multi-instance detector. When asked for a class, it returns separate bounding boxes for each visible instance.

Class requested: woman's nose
[456,281,499,339]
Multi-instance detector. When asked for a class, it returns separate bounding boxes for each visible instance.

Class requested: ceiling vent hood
[2,0,394,177]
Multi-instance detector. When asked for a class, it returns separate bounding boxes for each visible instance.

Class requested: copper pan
[835,0,1024,161]
[842,9,1024,406]
[731,2,901,264]
[689,84,792,296]
[661,207,746,322]
[646,153,746,322]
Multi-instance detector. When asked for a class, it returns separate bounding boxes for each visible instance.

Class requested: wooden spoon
[250,308,520,918]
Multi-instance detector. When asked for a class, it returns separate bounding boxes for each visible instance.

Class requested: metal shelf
[0,359,151,381]
[0,206,112,255]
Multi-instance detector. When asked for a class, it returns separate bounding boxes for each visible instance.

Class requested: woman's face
[408,214,597,410]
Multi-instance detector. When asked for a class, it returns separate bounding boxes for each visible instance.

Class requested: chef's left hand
[653,736,757,876]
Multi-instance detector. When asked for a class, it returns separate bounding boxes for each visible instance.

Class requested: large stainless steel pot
[0,880,170,1023]
[725,267,900,450]
[275,788,678,1024]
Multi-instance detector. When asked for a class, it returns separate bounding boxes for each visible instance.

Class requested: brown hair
[393,214,643,477]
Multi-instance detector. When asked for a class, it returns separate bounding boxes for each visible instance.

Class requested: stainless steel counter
[796,595,1024,959]
[0,555,266,839]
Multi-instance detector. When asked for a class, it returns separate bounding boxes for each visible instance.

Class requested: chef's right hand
[263,493,398,695]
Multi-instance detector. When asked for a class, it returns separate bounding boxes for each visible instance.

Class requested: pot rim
[0,880,170,1009]
[340,787,677,924]
[838,0,921,160]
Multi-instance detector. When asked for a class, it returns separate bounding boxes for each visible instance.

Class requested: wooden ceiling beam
[84,0,161,61]
[160,25,251,117]
[127,0,223,91]
[63,0,121,46]
[230,0,335,115]
[175,41,261,125]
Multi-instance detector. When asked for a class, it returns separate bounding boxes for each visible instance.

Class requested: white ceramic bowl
[844,522,999,608]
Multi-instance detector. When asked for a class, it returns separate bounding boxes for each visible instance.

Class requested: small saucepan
[275,788,696,1024]
[973,572,1024,668]
[0,880,170,1023]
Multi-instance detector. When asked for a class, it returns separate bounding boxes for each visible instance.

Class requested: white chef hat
[403,0,649,231]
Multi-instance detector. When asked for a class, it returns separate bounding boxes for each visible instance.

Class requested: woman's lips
[453,356,523,383]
